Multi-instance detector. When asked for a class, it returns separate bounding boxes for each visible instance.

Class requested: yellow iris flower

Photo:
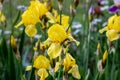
[47,24,80,59]
[47,24,67,59]
[99,14,120,41]
[33,55,50,80]
[63,54,81,79]
[54,53,81,79]
[15,0,48,37]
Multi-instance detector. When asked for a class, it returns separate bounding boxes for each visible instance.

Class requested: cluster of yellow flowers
[15,0,48,37]
[99,14,120,41]
[16,0,81,80]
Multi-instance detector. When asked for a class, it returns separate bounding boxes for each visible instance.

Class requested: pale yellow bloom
[33,55,50,69]
[99,14,120,41]
[37,68,48,80]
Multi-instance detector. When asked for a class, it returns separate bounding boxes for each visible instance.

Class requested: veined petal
[99,27,108,34]
[68,65,81,79]
[47,43,62,59]
[37,68,48,80]
[48,24,67,43]
[106,30,119,41]
[25,25,37,37]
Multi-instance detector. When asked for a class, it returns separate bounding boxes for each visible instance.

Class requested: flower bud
[74,0,79,8]
[70,5,76,17]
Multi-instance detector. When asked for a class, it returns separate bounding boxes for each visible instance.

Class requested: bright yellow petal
[47,43,62,59]
[25,25,37,37]
[29,0,48,18]
[33,55,50,69]
[57,15,69,28]
[68,35,80,46]
[99,27,108,34]
[107,14,117,29]
[106,30,119,41]
[22,9,40,26]
[113,16,120,32]
[37,68,48,80]
[48,24,67,43]
[26,65,32,71]
[68,65,81,79]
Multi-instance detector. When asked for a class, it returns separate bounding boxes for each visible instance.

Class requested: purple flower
[109,5,120,13]
[89,6,94,15]
[108,0,120,13]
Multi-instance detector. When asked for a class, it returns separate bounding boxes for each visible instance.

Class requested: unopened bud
[97,42,100,49]
[11,35,17,53]
[102,50,108,68]
[58,0,63,3]
[74,0,79,8]
[10,35,21,60]
[97,60,104,74]
[70,5,76,17]
[58,1,63,11]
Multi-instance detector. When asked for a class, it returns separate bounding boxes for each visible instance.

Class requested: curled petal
[68,35,80,46]
[106,30,119,41]
[37,68,48,80]
[99,27,108,34]
[68,65,81,79]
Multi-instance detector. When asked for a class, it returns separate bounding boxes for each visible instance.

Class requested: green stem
[66,16,74,32]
